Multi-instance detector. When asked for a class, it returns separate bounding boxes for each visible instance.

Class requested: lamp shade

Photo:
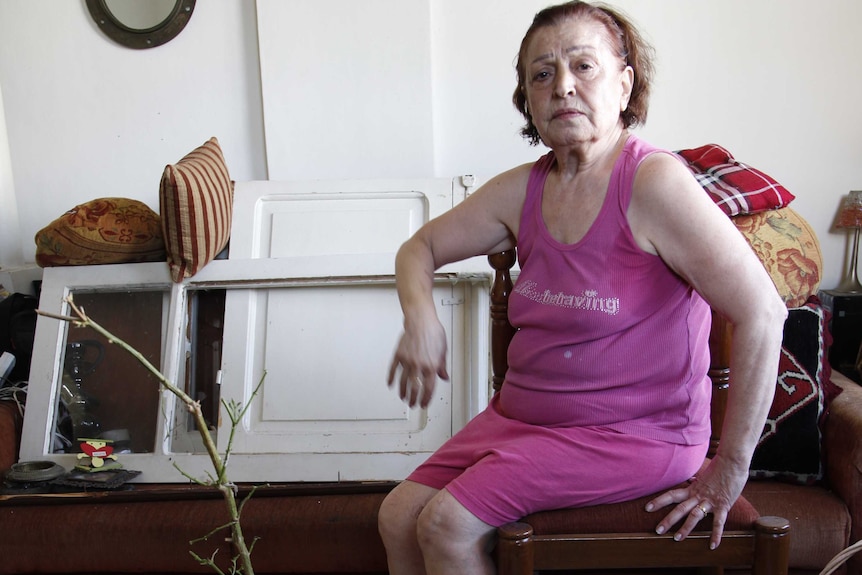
[836,190,862,229]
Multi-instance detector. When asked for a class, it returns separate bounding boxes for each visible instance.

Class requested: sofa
[0,362,861,575]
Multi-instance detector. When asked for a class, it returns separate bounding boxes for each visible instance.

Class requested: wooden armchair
[488,249,791,575]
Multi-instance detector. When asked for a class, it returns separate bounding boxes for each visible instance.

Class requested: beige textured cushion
[34,198,165,267]
[733,207,822,308]
[159,137,233,282]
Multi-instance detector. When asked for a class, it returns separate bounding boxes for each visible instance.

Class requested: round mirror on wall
[85,0,196,49]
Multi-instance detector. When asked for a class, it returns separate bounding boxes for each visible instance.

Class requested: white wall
[0,82,23,268]
[0,0,267,271]
[1,0,861,291]
[425,0,862,292]
[257,0,435,181]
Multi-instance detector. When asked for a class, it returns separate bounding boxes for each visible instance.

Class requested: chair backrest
[488,250,729,458]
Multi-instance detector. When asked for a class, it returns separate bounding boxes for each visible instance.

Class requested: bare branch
[46,294,261,575]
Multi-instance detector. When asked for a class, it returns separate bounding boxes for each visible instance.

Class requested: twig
[190,550,226,575]
[39,295,264,575]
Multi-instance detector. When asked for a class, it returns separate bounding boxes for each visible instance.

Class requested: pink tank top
[501,135,711,445]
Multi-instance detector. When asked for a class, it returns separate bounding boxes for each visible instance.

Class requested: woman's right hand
[387,317,449,409]
[384,164,526,409]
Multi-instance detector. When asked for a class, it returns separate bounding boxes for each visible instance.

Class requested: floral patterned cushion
[35,198,166,267]
[732,207,822,308]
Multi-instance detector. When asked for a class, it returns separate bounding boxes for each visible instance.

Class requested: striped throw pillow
[159,137,233,282]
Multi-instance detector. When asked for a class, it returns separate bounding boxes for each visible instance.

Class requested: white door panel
[218,281,467,458]
[229,179,456,260]
[265,195,425,259]
[258,285,413,424]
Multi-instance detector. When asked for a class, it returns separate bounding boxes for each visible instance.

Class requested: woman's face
[523,16,633,148]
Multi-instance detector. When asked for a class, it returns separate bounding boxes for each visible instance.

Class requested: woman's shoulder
[481,157,544,196]
[461,158,546,244]
[617,135,685,184]
[633,149,692,188]
[622,134,675,165]
[628,142,716,230]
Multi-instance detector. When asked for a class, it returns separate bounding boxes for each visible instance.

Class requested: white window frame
[19,177,493,482]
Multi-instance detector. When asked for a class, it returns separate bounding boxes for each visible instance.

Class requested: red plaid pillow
[676,144,795,217]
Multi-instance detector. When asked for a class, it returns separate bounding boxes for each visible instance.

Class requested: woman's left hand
[644,455,749,549]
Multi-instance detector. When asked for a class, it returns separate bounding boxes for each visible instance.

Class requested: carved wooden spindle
[496,522,534,575]
[753,516,791,575]
[489,250,517,393]
[707,311,732,459]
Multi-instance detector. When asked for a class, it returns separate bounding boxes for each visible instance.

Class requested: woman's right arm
[387,164,531,407]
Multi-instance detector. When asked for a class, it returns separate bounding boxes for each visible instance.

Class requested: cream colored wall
[0,83,22,268]
[1,0,860,292]
[0,0,267,276]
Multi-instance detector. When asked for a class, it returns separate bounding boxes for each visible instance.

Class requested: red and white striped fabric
[159,137,233,282]
[676,144,795,217]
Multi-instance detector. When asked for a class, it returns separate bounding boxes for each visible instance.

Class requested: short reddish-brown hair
[513,1,656,145]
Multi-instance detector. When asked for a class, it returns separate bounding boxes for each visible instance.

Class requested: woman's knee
[416,490,494,556]
[378,481,437,543]
[415,498,449,552]
[378,491,409,541]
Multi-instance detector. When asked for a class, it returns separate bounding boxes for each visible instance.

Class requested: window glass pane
[184,289,225,436]
[52,290,165,455]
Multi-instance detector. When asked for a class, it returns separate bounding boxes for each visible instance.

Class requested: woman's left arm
[628,153,788,549]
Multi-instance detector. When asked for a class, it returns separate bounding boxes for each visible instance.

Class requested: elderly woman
[378,2,787,574]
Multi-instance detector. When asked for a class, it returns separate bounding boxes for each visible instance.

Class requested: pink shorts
[407,394,708,526]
